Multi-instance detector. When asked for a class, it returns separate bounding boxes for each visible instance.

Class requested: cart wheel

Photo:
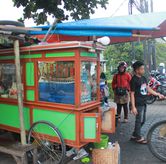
[27,121,66,164]
[147,120,166,162]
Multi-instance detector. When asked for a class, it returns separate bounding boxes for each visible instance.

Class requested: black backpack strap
[116,73,122,88]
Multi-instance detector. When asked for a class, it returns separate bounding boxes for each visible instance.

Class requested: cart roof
[0,41,104,55]
[30,12,166,43]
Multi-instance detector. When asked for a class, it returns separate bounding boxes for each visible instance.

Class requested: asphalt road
[0,101,166,164]
[114,101,166,164]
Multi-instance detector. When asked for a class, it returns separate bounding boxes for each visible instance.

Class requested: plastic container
[94,134,109,149]
[81,157,90,163]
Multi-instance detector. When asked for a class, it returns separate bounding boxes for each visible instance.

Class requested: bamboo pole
[14,40,26,145]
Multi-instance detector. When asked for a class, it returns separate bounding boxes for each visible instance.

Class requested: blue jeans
[132,105,147,139]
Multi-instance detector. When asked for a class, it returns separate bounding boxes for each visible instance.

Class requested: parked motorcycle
[151,70,166,84]
[147,74,166,104]
[156,74,166,85]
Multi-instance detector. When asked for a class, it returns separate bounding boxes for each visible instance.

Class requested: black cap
[132,61,144,71]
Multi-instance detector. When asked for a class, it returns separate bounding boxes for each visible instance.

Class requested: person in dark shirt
[130,61,165,144]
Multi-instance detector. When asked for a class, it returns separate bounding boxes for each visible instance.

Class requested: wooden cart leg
[33,148,38,164]
[12,155,21,164]
[22,153,28,164]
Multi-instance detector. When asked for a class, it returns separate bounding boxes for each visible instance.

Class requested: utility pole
[150,0,153,12]
[146,0,156,71]
[128,0,156,73]
[150,0,157,70]
[128,0,136,62]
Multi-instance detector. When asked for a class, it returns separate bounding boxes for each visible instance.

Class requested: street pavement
[0,101,166,164]
[113,101,166,164]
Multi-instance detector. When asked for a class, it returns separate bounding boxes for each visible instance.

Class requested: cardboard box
[101,108,116,133]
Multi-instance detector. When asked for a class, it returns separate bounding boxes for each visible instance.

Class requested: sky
[0,0,166,26]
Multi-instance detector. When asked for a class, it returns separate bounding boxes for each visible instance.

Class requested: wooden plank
[0,139,37,164]
[0,139,36,156]
[0,25,42,31]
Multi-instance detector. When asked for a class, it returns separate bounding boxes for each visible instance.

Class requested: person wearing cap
[112,62,131,123]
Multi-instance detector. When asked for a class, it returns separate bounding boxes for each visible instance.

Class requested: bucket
[94,134,109,149]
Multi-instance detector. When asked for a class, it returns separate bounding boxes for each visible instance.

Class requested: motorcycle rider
[158,63,166,75]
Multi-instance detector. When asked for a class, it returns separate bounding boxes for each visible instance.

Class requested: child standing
[130,61,164,144]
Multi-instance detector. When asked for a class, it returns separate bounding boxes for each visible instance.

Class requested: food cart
[0,12,165,163]
[0,41,115,163]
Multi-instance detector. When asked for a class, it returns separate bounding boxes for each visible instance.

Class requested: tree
[13,0,108,24]
[156,42,166,66]
[104,41,166,76]
[104,42,144,74]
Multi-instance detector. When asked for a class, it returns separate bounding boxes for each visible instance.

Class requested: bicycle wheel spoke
[148,122,166,162]
[27,121,66,164]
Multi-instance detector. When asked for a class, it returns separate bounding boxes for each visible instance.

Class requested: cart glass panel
[0,64,21,99]
[38,61,75,104]
[81,61,97,103]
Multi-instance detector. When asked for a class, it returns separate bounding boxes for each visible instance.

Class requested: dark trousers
[133,105,147,139]
[117,103,128,119]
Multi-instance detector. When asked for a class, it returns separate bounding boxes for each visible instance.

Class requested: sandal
[124,119,128,123]
[130,136,137,141]
[135,137,147,144]
[118,118,121,122]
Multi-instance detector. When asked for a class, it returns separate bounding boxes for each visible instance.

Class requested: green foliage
[104,42,166,73]
[104,42,144,74]
[156,42,166,66]
[107,80,114,99]
[12,0,108,25]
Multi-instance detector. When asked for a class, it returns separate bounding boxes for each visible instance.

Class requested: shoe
[66,148,76,157]
[130,136,137,141]
[73,148,89,160]
[124,119,128,123]
[135,137,148,144]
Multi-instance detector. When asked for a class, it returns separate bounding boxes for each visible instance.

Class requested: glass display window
[38,61,75,104]
[81,61,97,103]
[0,64,21,99]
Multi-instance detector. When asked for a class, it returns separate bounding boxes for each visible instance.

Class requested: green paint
[80,52,97,58]
[0,104,30,130]
[84,117,96,139]
[33,109,76,140]
[0,54,42,60]
[45,52,75,58]
[26,62,34,86]
[0,56,15,60]
[20,54,42,59]
[26,90,35,101]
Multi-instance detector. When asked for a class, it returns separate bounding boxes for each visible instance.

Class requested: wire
[110,0,128,17]
[57,110,74,128]
[46,26,57,42]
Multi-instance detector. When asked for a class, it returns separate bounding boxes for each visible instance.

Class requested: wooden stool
[0,139,37,164]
